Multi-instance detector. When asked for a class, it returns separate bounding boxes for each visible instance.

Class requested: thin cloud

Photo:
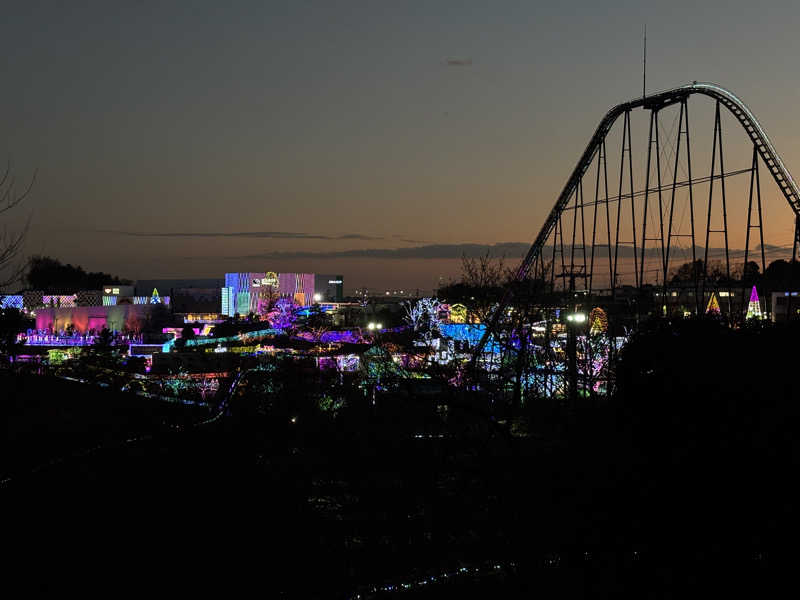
[391,235,429,244]
[93,229,382,241]
[223,242,530,261]
[212,242,797,262]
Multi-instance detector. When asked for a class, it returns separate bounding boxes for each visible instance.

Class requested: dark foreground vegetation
[4,319,800,597]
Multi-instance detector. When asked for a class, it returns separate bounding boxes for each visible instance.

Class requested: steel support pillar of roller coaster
[664,101,684,309]
[789,215,800,320]
[588,148,600,295]
[794,215,800,265]
[640,108,666,293]
[612,109,638,296]
[683,99,700,315]
[703,101,732,314]
[588,139,613,294]
[743,145,766,316]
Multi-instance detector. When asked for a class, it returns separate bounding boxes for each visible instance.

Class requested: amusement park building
[33,288,171,333]
[221,272,343,316]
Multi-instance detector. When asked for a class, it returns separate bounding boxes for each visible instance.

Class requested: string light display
[706,292,721,315]
[745,285,763,320]
[589,307,608,334]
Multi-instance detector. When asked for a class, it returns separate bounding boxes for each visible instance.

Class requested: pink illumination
[36,305,159,333]
[746,285,763,320]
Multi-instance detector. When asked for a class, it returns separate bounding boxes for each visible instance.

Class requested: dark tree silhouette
[143,303,172,333]
[26,255,131,291]
[742,260,760,284]
[438,251,506,323]
[93,327,113,350]
[175,324,196,349]
[0,308,30,363]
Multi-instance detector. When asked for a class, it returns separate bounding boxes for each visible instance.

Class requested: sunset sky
[2,1,800,292]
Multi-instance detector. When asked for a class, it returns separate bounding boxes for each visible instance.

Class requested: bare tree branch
[0,166,35,292]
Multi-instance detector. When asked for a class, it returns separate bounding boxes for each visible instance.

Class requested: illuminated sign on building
[251,272,279,288]
[316,274,344,303]
[101,285,133,297]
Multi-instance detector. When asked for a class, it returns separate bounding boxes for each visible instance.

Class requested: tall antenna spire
[643,24,647,100]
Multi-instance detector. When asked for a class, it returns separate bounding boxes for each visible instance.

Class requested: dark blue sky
[2,1,799,291]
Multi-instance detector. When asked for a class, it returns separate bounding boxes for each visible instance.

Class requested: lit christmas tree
[745,285,763,320]
[589,307,608,335]
[706,292,721,315]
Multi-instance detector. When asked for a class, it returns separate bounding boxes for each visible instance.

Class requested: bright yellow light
[449,303,467,323]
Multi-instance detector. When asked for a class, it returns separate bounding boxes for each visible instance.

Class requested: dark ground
[4,321,800,597]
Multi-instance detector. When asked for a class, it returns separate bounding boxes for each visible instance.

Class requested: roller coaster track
[474,82,800,358]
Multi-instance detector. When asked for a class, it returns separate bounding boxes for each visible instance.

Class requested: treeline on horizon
[12,252,800,300]
[23,256,131,292]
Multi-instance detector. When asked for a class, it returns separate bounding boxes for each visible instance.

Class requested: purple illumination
[42,295,77,308]
[746,285,763,319]
[267,297,298,329]
[320,330,363,344]
[1,295,23,309]
[295,329,365,344]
